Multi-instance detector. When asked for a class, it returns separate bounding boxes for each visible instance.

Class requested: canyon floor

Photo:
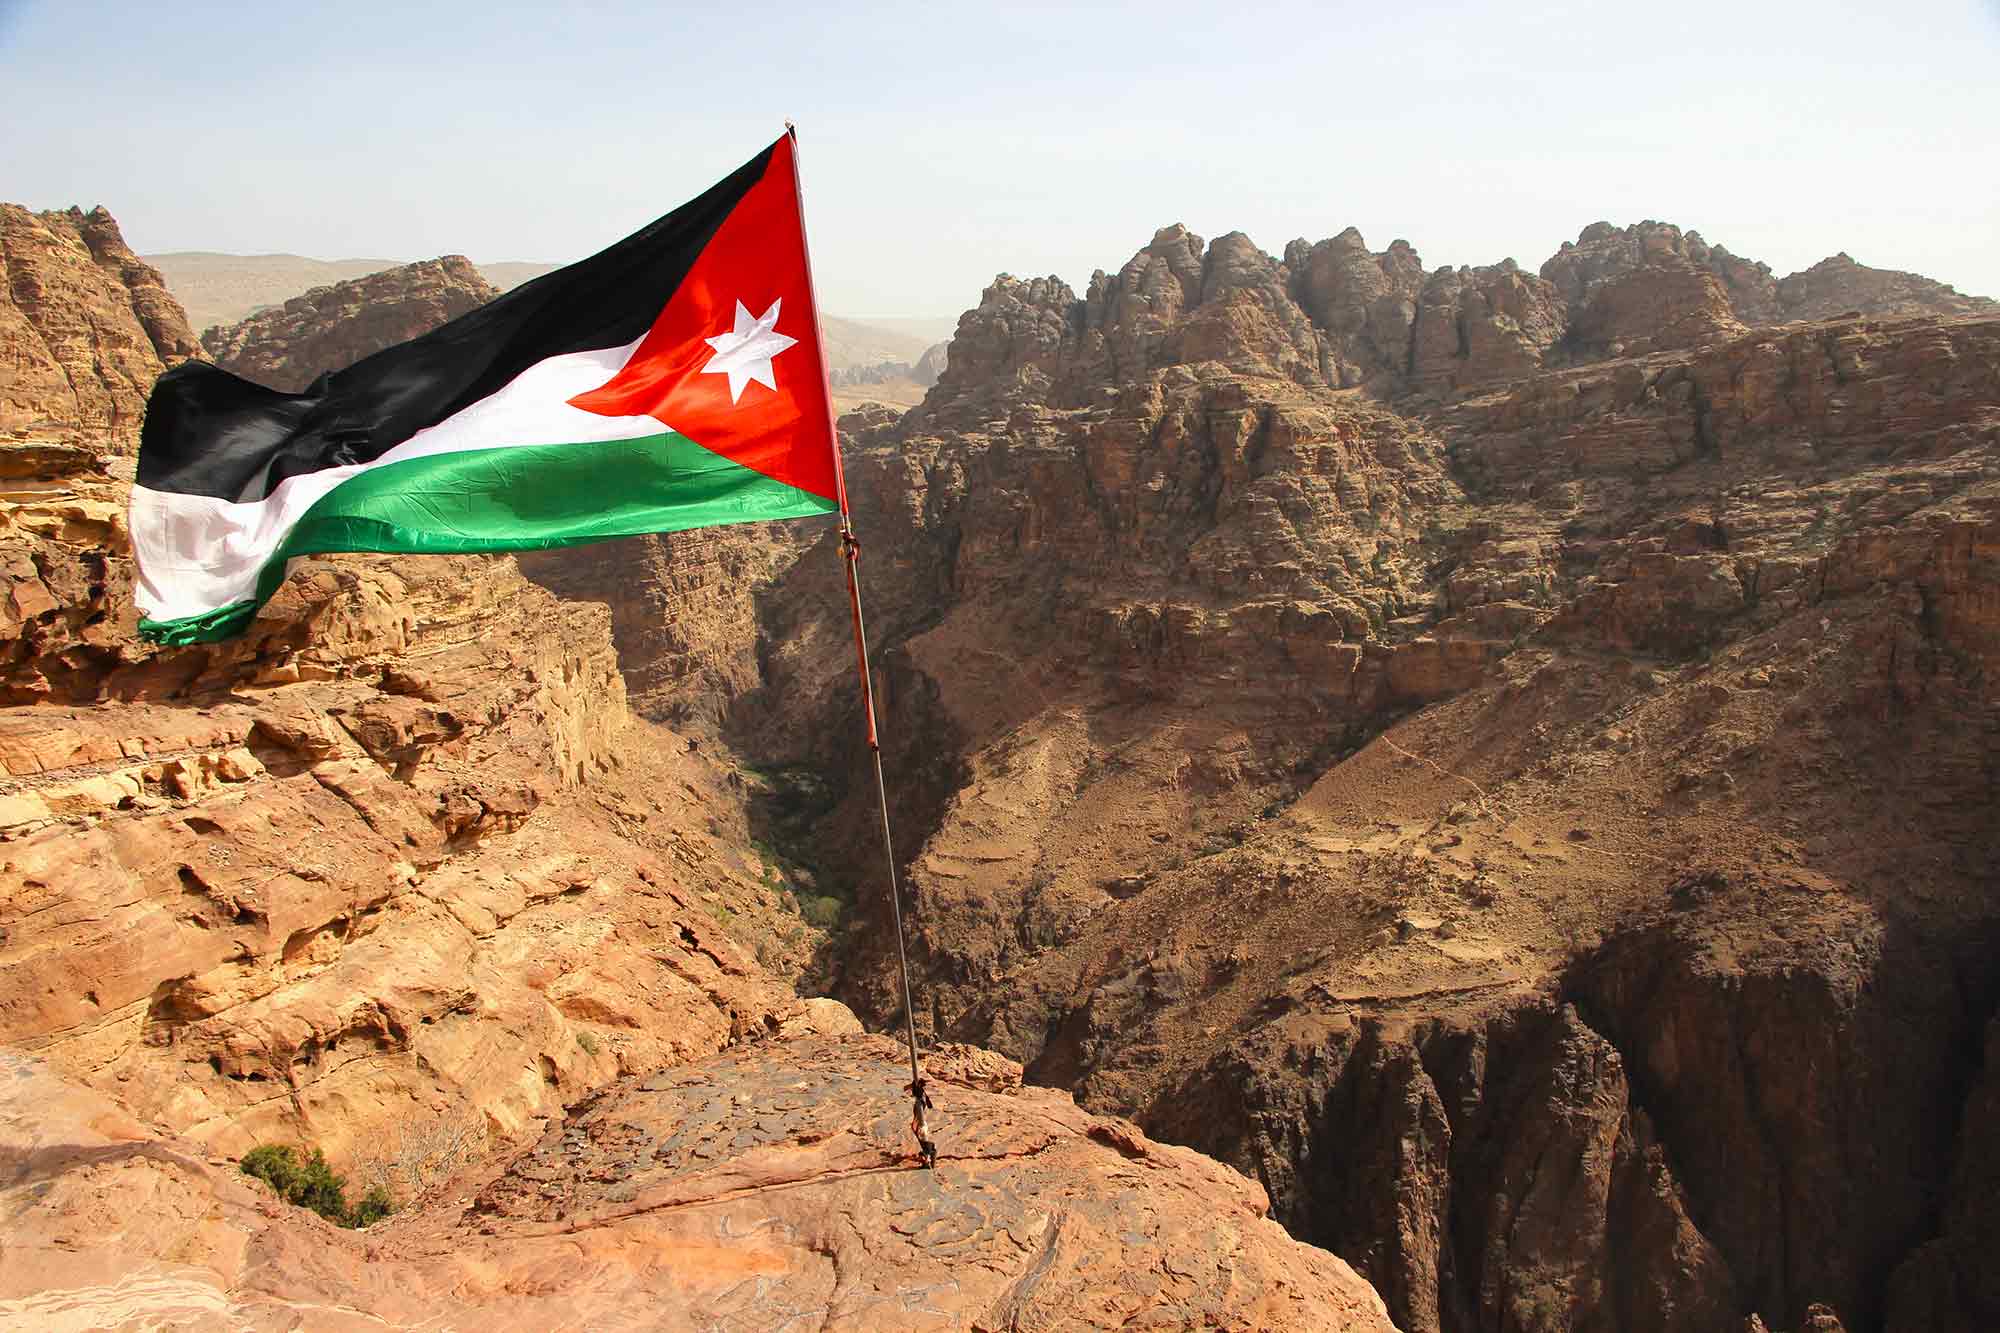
[3,200,1997,1331]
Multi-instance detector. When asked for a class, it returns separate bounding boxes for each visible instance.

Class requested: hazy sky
[5,0,1998,317]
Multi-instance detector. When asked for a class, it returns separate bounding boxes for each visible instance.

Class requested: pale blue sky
[4,0,1997,317]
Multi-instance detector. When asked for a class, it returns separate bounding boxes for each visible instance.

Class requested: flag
[132,133,843,645]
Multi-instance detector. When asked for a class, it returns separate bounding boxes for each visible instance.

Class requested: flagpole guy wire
[786,122,937,1170]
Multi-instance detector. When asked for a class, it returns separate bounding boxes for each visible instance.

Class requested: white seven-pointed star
[700,299,798,404]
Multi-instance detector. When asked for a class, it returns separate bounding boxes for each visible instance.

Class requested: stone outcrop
[1773,251,1998,322]
[0,1038,1395,1330]
[12,198,1997,1332]
[0,204,202,446]
[0,432,849,1169]
[1540,220,1995,338]
[652,209,2000,1333]
[1541,220,1778,327]
[0,261,1412,1330]
[1284,227,1425,389]
[200,256,500,391]
[1409,260,1570,391]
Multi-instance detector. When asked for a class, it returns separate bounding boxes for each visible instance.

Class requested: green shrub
[800,894,844,931]
[240,1143,394,1228]
[349,1183,395,1228]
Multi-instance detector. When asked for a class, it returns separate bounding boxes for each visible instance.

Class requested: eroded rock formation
[0,205,202,445]
[0,242,1400,1328]
[0,437,856,1176]
[0,1039,1395,1330]
[684,219,2000,1333]
[200,255,501,392]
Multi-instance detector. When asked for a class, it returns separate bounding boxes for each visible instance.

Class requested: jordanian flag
[132,132,844,644]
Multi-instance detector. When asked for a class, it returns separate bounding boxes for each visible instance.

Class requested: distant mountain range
[142,251,952,373]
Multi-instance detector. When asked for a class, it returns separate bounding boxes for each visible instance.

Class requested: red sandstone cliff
[0,205,202,446]
[200,255,501,392]
[0,205,1398,1329]
[701,223,1998,1333]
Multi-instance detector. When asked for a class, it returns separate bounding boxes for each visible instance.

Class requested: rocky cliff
[0,437,855,1176]
[0,210,1399,1327]
[675,219,2000,1333]
[0,1037,1394,1330]
[19,197,1994,1330]
[200,255,501,391]
[0,205,202,446]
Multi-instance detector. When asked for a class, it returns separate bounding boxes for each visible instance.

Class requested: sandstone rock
[1409,260,1568,393]
[1540,220,1778,329]
[1562,258,1746,359]
[1774,251,1997,322]
[12,195,2000,1333]
[0,204,202,446]
[0,1040,1395,1330]
[201,256,500,392]
[690,216,2000,1333]
[0,414,841,1174]
[1284,227,1426,388]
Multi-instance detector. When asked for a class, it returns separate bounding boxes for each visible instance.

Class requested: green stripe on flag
[138,431,836,644]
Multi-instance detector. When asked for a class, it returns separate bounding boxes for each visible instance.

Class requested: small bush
[349,1183,395,1227]
[240,1143,393,1228]
[800,894,844,931]
[575,1031,599,1056]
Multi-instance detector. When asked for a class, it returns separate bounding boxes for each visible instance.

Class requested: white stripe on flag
[132,338,655,622]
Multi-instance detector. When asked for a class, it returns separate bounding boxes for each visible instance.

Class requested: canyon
[1,208,1389,1329]
[2,199,1996,1331]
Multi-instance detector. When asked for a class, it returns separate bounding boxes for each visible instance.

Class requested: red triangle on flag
[570,134,841,505]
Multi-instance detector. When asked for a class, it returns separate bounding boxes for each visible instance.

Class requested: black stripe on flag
[138,141,778,503]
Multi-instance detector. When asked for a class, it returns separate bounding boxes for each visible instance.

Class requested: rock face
[200,256,501,391]
[0,244,1407,1331]
[517,523,824,729]
[0,431,854,1171]
[649,215,2000,1333]
[1773,251,1998,322]
[13,201,1996,1331]
[0,1038,1396,1330]
[0,205,202,445]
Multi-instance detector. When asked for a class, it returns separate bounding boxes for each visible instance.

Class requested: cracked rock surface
[0,1038,1395,1330]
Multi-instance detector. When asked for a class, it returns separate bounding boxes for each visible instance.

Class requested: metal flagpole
[785,122,938,1170]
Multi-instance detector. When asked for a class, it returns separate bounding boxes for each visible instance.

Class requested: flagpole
[785,122,937,1170]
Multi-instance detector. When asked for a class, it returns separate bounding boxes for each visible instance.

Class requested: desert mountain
[146,252,415,332]
[1,206,202,446]
[147,248,949,383]
[0,206,1395,1328]
[158,208,1974,1331]
[590,219,1988,1332]
[201,256,503,392]
[143,251,555,333]
[7,196,1998,1330]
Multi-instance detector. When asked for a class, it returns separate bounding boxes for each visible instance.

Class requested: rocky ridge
[0,1038,1393,1330]
[0,436,857,1177]
[0,205,202,445]
[0,206,1399,1328]
[686,219,2000,1333]
[200,256,502,392]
